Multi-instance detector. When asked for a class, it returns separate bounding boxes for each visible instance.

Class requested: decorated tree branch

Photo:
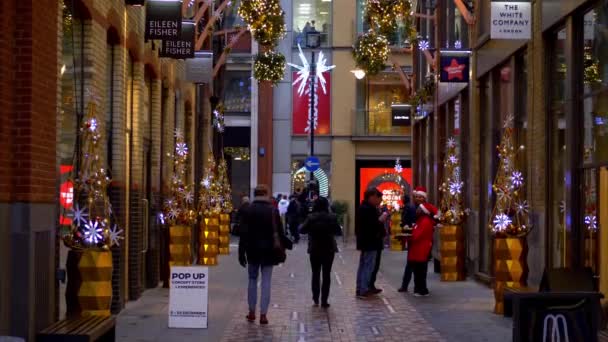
[488,116,531,237]
[63,96,120,250]
[163,129,197,227]
[438,137,466,225]
[198,152,221,265]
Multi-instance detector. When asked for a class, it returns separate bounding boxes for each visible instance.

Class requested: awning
[437,82,468,107]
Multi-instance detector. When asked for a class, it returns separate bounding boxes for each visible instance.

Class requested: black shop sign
[440,54,470,83]
[160,21,195,59]
[145,0,182,41]
[391,104,411,127]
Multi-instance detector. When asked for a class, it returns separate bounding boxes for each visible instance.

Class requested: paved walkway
[117,239,512,341]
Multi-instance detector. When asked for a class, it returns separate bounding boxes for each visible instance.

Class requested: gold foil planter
[218,213,231,255]
[169,225,192,267]
[199,214,219,265]
[493,237,528,314]
[390,212,404,251]
[439,225,466,281]
[66,250,113,318]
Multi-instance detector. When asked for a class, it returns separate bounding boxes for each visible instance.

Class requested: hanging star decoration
[288,44,336,97]
[510,171,524,189]
[213,104,225,133]
[418,39,430,51]
[184,190,194,204]
[72,203,89,225]
[394,158,403,174]
[585,214,598,232]
[109,224,124,247]
[516,200,529,215]
[83,220,104,245]
[493,213,512,233]
[454,40,462,49]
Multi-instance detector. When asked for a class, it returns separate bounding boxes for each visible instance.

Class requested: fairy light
[353,30,390,76]
[254,50,286,84]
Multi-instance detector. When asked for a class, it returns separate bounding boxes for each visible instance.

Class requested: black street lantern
[305,31,321,49]
[126,0,146,6]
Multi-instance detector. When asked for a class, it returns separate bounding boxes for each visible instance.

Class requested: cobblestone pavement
[117,239,512,342]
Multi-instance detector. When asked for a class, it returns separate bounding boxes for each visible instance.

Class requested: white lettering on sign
[490,2,531,40]
[169,266,209,329]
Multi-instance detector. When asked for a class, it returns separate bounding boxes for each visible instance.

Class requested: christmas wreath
[238,0,286,47]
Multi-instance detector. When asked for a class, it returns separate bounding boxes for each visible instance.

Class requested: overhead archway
[291,167,329,198]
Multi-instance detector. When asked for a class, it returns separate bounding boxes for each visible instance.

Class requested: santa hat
[419,202,438,217]
[413,186,428,199]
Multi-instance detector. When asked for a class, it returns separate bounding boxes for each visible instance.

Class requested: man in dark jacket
[238,185,290,325]
[286,195,301,243]
[355,187,388,298]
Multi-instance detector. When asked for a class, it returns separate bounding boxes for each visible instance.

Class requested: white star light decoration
[176,142,188,157]
[493,213,512,233]
[72,203,88,225]
[510,171,524,188]
[447,137,456,148]
[394,158,403,174]
[174,129,184,140]
[288,44,336,97]
[454,40,462,49]
[448,155,458,164]
[585,215,598,231]
[88,118,98,132]
[448,181,463,195]
[184,190,194,204]
[516,200,529,215]
[418,39,430,51]
[202,177,211,188]
[503,114,515,129]
[168,208,179,220]
[109,224,124,247]
[84,219,103,244]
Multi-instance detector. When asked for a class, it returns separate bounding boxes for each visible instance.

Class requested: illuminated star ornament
[449,181,463,195]
[510,171,524,188]
[454,40,462,49]
[288,44,336,97]
[176,142,188,157]
[168,208,180,220]
[418,39,430,51]
[516,200,529,215]
[202,177,211,188]
[184,190,194,204]
[88,118,98,132]
[72,203,89,225]
[394,158,403,174]
[493,213,512,233]
[174,129,184,140]
[448,155,458,164]
[109,224,124,247]
[83,220,103,244]
[447,137,456,148]
[585,215,598,231]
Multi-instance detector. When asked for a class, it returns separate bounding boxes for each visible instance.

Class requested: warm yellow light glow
[61,65,66,75]
[351,69,366,79]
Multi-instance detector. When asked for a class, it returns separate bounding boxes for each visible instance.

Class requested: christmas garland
[254,50,286,84]
[238,0,286,47]
[365,0,411,37]
[353,30,390,76]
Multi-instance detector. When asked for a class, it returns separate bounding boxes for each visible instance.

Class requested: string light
[254,50,286,84]
[439,136,467,225]
[353,30,390,76]
[163,129,196,226]
[238,0,286,47]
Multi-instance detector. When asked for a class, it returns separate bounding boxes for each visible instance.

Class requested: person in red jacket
[407,186,437,297]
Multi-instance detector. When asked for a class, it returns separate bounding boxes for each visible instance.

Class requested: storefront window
[223,70,251,114]
[362,71,411,136]
[549,26,568,268]
[293,0,331,47]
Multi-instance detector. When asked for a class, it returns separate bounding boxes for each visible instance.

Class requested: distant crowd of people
[234,184,437,325]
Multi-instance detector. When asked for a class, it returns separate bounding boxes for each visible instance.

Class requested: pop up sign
[145,0,182,41]
[169,266,209,328]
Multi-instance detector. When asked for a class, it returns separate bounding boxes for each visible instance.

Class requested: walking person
[286,195,301,243]
[238,185,292,325]
[406,186,437,297]
[355,187,389,299]
[278,194,290,231]
[300,197,342,308]
[398,193,417,292]
[369,204,389,294]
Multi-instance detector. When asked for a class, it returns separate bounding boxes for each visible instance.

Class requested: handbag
[271,209,287,264]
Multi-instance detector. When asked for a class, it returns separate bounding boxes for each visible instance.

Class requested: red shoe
[260,314,269,325]
[246,312,255,322]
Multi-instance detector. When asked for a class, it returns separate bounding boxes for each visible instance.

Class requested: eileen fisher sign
[491,2,531,40]
[169,266,209,329]
[145,0,182,41]
[161,22,195,59]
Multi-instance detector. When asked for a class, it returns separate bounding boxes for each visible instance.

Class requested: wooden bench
[37,315,115,342]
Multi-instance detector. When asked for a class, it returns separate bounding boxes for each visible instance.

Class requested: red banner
[292,71,330,135]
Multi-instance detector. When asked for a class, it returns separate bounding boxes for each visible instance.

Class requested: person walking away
[355,188,389,299]
[407,186,437,296]
[300,197,342,308]
[238,185,291,325]
[286,195,301,243]
[398,194,417,292]
[369,205,389,294]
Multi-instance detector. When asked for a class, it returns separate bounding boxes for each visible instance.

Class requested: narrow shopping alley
[117,238,510,342]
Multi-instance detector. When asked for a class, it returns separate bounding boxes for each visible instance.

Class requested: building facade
[415,0,608,293]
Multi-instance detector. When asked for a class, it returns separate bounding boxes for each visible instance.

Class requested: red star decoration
[443,58,466,81]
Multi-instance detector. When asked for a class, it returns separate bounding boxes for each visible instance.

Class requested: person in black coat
[286,195,301,242]
[238,185,291,325]
[355,187,388,298]
[300,197,342,308]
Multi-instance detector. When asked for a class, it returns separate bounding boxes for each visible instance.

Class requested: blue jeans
[248,264,273,314]
[356,250,377,295]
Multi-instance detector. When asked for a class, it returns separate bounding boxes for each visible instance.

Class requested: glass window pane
[293,0,331,47]
[365,72,410,136]
[223,71,251,114]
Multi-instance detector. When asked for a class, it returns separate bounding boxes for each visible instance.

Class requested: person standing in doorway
[300,197,342,308]
[355,187,388,299]
[238,185,290,325]
[407,186,437,296]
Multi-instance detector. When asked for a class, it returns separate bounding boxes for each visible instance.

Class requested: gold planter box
[169,225,192,266]
[493,237,528,314]
[439,224,466,281]
[66,250,113,318]
[199,215,220,264]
